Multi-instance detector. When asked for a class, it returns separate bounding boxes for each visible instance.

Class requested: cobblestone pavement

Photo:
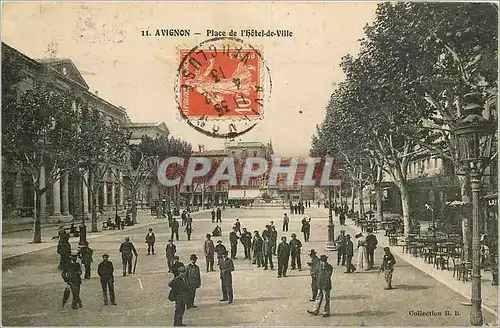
[2,207,498,326]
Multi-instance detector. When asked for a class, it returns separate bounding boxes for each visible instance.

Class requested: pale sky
[2,2,378,156]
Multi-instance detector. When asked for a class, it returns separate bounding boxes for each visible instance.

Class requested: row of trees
[2,49,192,243]
[311,3,497,249]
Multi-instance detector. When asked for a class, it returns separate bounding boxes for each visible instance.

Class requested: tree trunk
[211,186,216,207]
[350,185,355,212]
[131,193,138,224]
[458,174,472,262]
[375,182,384,221]
[33,189,42,243]
[90,173,98,232]
[396,181,411,239]
[358,182,365,218]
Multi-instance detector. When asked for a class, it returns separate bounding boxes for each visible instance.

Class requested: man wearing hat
[229,227,239,260]
[251,231,264,267]
[97,254,116,305]
[277,236,291,278]
[219,250,235,303]
[77,241,93,279]
[365,228,378,270]
[335,230,346,266]
[204,234,215,272]
[344,234,356,273]
[239,228,252,260]
[214,240,227,267]
[62,252,83,309]
[119,237,138,276]
[379,247,396,290]
[186,254,201,308]
[289,233,303,271]
[168,265,190,326]
[307,254,333,317]
[166,239,177,273]
[145,228,156,255]
[307,249,321,301]
[171,256,185,277]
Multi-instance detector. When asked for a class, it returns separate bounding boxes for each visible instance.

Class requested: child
[379,247,396,290]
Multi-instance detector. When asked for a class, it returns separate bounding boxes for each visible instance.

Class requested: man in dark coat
[57,234,71,271]
[335,230,346,266]
[282,213,289,232]
[216,207,222,222]
[339,210,346,226]
[240,228,252,260]
[307,249,321,301]
[168,266,190,326]
[229,227,239,260]
[263,236,274,270]
[219,251,234,303]
[365,228,378,270]
[166,239,177,273]
[77,241,93,279]
[181,210,187,226]
[97,254,116,305]
[171,256,185,277]
[301,218,311,242]
[171,219,180,241]
[380,247,396,290]
[62,253,83,309]
[119,237,138,276]
[344,234,356,273]
[251,231,264,267]
[234,219,241,234]
[145,228,156,255]
[289,233,302,270]
[186,254,201,308]
[214,240,227,266]
[185,225,193,241]
[204,234,215,272]
[270,225,278,255]
[211,209,216,223]
[277,236,291,278]
[307,254,333,317]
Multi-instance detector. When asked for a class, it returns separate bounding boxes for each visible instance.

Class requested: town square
[1,1,498,327]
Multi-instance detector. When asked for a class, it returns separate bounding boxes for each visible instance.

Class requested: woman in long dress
[356,233,369,271]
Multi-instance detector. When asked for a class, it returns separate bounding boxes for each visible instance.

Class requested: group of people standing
[290,200,312,215]
[335,228,379,272]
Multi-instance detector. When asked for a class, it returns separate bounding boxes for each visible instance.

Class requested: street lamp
[454,92,495,326]
[326,186,336,251]
[77,162,87,247]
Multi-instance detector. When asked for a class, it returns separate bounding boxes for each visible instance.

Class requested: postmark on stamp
[175,37,272,139]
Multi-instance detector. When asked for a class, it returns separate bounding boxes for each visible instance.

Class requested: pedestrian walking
[379,247,396,290]
[97,254,116,306]
[77,241,93,279]
[168,266,190,326]
[344,235,356,273]
[339,210,346,226]
[119,237,138,276]
[366,228,378,269]
[145,228,156,255]
[307,249,321,301]
[307,255,333,317]
[185,225,193,241]
[211,209,216,223]
[181,210,187,226]
[216,207,222,223]
[270,225,278,255]
[240,228,252,260]
[229,227,239,259]
[277,236,291,278]
[234,219,241,234]
[289,233,302,270]
[282,213,289,232]
[166,239,177,273]
[171,218,180,241]
[204,234,215,272]
[219,251,234,303]
[356,233,369,271]
[57,234,71,271]
[335,230,346,266]
[186,254,201,309]
[301,217,311,242]
[263,236,274,270]
[171,256,185,277]
[62,253,83,309]
[215,240,227,267]
[186,213,193,228]
[251,231,264,267]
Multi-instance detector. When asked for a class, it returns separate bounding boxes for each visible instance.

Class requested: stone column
[39,165,47,217]
[111,182,116,206]
[52,171,61,216]
[61,173,69,215]
[83,172,89,214]
[103,180,108,207]
[14,169,23,208]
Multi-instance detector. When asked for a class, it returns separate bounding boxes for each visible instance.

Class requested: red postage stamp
[176,37,272,139]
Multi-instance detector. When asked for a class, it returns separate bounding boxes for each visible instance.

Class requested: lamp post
[326,186,336,251]
[78,163,87,247]
[454,92,494,326]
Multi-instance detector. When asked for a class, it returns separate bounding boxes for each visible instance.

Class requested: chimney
[95,90,99,97]
[198,144,204,152]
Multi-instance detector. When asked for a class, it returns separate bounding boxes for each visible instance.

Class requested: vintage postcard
[1,1,498,327]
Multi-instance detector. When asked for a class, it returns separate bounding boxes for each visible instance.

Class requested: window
[434,158,438,167]
[253,151,258,157]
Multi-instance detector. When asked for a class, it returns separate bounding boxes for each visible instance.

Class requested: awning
[228,189,261,200]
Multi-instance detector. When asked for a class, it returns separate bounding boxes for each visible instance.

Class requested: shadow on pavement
[331,294,369,300]
[199,296,287,309]
[330,310,396,317]
[393,284,431,290]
